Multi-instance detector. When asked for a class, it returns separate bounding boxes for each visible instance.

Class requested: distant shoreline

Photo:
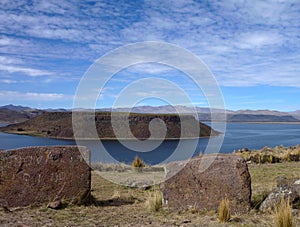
[201,121,300,124]
[0,130,216,141]
[227,121,300,124]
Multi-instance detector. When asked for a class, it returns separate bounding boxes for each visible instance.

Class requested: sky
[0,0,299,111]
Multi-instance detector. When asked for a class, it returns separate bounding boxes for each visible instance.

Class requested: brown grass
[218,198,231,223]
[131,155,145,168]
[274,198,295,227]
[234,145,300,164]
[145,189,162,212]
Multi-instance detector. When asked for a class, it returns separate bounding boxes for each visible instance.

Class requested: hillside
[0,105,43,124]
[227,114,300,122]
[0,112,219,139]
[1,104,300,124]
[0,108,40,124]
[100,106,300,122]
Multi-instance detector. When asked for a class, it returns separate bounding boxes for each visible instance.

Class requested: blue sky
[0,0,299,111]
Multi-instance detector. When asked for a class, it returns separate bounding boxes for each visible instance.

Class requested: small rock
[47,200,62,210]
[130,182,137,188]
[294,179,300,185]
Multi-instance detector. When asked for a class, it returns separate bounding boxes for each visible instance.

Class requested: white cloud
[0,79,17,84]
[0,91,72,101]
[0,37,11,45]
[126,63,175,75]
[0,63,53,77]
[235,32,284,49]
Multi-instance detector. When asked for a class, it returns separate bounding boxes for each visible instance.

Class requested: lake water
[1,123,300,165]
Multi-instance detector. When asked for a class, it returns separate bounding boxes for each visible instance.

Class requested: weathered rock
[0,146,91,208]
[259,176,300,212]
[163,154,251,214]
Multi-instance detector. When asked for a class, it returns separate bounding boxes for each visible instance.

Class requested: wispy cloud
[0,79,17,84]
[0,56,53,77]
[0,64,53,77]
[0,91,72,101]
[0,0,299,108]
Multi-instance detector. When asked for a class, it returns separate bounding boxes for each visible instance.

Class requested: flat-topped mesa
[0,111,220,140]
[96,112,192,122]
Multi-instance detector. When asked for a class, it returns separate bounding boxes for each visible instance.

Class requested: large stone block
[0,146,91,208]
[163,154,251,214]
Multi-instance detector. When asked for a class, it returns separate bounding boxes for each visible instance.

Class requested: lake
[1,123,300,165]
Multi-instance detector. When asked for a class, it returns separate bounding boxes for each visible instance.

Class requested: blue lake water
[1,123,300,165]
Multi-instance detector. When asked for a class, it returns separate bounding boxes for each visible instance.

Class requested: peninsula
[0,111,219,140]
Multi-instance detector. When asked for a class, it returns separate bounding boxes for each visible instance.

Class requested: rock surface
[0,146,91,208]
[163,154,251,214]
[259,176,300,212]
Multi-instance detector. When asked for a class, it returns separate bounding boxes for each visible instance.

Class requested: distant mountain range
[0,104,299,124]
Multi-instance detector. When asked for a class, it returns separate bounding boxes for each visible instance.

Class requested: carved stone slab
[0,146,91,208]
[163,154,251,214]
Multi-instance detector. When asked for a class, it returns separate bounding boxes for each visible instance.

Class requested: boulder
[163,154,251,214]
[0,146,91,208]
[259,176,300,212]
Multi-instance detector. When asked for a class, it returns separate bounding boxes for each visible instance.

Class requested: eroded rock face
[163,155,251,214]
[0,146,91,208]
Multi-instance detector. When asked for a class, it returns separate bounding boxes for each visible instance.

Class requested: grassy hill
[0,112,219,139]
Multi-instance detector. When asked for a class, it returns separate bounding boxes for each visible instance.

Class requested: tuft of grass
[111,190,121,200]
[198,151,204,158]
[274,198,294,227]
[218,198,231,223]
[132,155,145,168]
[145,190,162,212]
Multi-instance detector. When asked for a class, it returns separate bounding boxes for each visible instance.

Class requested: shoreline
[0,130,219,141]
[227,121,300,124]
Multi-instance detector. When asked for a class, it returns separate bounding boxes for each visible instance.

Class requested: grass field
[1,162,300,226]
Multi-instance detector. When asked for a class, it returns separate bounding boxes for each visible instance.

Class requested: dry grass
[131,155,145,168]
[274,198,295,227]
[0,162,300,226]
[218,198,231,223]
[145,189,163,212]
[234,145,300,164]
